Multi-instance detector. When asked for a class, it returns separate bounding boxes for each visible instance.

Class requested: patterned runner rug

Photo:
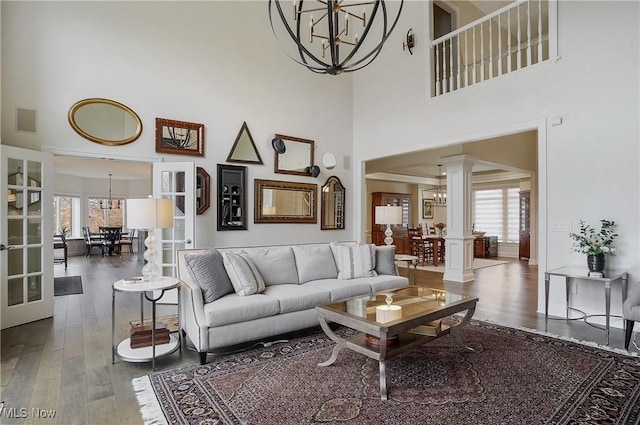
[134,320,640,425]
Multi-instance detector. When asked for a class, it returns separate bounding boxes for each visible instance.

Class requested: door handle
[184,239,192,245]
[0,244,15,251]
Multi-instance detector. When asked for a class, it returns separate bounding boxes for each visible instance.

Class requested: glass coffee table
[316,287,478,400]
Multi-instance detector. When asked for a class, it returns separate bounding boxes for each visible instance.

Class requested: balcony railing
[432,0,554,96]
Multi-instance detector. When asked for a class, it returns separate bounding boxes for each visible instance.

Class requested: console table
[544,267,628,345]
[112,276,181,370]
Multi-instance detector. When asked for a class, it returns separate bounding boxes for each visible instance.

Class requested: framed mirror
[273,134,314,176]
[218,164,247,230]
[321,176,345,230]
[254,179,317,224]
[196,167,210,215]
[68,98,142,146]
[227,122,263,164]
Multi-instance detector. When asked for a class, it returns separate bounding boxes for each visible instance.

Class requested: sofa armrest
[180,278,210,352]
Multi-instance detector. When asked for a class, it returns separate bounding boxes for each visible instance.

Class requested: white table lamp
[126,197,174,282]
[375,205,403,246]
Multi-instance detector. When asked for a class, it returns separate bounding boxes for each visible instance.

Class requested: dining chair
[119,229,135,253]
[83,226,106,257]
[408,227,433,265]
[53,234,68,269]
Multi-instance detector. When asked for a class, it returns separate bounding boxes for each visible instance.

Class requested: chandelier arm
[327,1,339,68]
[340,1,403,70]
[337,0,381,67]
[270,0,332,70]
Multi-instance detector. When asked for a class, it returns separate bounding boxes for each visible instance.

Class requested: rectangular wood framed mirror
[254,179,317,223]
[273,134,314,176]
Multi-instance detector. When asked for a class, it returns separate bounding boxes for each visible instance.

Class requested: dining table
[423,235,446,266]
[99,226,123,255]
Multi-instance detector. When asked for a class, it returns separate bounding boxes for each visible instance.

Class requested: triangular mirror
[226,121,263,164]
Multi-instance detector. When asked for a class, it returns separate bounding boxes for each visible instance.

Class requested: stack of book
[130,324,170,349]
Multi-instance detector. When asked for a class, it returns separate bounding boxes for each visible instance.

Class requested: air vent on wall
[16,108,37,133]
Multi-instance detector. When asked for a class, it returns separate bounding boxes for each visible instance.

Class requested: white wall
[1,1,355,248]
[352,1,640,322]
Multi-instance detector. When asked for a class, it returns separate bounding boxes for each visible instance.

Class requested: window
[53,196,81,237]
[474,187,520,243]
[88,198,124,232]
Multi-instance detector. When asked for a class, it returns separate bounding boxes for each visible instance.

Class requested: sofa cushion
[375,245,397,276]
[183,249,234,303]
[291,244,338,283]
[263,284,331,314]
[244,246,298,286]
[222,252,266,296]
[332,243,378,280]
[304,278,373,302]
[203,293,280,327]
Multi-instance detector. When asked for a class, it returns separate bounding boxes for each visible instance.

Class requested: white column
[442,155,476,283]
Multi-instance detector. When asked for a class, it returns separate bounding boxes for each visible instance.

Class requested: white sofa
[177,242,409,364]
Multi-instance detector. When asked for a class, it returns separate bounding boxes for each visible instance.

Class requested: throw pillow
[375,245,397,275]
[334,243,378,280]
[244,247,298,285]
[291,244,339,283]
[222,252,266,296]
[183,249,234,303]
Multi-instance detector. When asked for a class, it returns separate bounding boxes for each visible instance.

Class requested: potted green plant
[569,219,618,273]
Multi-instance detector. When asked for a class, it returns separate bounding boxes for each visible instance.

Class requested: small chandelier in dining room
[433,164,446,207]
[268,0,404,75]
[100,173,120,210]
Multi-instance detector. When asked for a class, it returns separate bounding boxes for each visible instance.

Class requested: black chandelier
[100,173,121,210]
[268,0,404,75]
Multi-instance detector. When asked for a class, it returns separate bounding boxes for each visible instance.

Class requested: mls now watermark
[0,402,56,419]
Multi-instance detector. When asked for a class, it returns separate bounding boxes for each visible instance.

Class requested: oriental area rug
[134,321,640,425]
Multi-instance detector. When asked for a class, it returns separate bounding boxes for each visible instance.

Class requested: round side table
[112,276,181,371]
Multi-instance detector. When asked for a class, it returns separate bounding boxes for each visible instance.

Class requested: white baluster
[456,34,461,89]
[480,22,484,82]
[537,0,543,62]
[526,0,532,66]
[507,8,512,72]
[517,3,522,70]
[465,31,469,87]
[489,19,493,78]
[435,42,441,96]
[498,13,503,75]
[449,38,454,91]
[472,27,477,84]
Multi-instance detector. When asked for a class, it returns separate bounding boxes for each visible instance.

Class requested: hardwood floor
[1,255,636,424]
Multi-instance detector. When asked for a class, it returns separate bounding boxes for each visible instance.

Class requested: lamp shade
[375,206,403,225]
[126,197,174,229]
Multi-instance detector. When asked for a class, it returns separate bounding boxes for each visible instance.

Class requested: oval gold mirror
[68,98,143,146]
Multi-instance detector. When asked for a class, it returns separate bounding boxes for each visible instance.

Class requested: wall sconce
[272,137,286,154]
[403,28,415,55]
[305,165,321,178]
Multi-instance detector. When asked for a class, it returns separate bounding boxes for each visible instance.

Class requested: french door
[1,146,54,329]
[152,162,195,303]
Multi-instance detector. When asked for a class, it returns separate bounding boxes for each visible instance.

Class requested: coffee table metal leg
[449,306,476,352]
[317,317,345,367]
